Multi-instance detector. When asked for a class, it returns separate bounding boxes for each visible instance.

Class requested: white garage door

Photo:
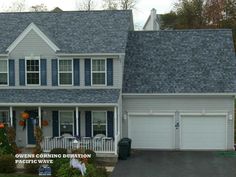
[129,115,175,149]
[180,115,227,150]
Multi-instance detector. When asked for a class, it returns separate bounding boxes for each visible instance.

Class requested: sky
[0,0,176,27]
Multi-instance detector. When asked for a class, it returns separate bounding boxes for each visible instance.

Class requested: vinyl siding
[122,95,235,149]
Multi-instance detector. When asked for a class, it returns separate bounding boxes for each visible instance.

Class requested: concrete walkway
[111,150,236,177]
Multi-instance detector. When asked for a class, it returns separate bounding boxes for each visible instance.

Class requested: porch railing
[42,136,115,153]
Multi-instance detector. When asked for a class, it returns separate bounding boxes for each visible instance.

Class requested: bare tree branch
[30,3,48,12]
[103,0,119,10]
[7,0,26,12]
[76,0,96,11]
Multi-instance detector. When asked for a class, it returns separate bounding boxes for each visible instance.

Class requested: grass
[216,151,236,157]
[0,174,39,177]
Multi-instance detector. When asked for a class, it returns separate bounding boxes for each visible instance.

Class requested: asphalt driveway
[111,150,236,177]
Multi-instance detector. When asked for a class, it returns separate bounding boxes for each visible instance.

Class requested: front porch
[0,105,120,154]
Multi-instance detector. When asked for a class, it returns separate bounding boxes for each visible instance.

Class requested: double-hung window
[26,58,40,85]
[58,60,73,85]
[92,111,107,136]
[0,111,9,126]
[92,59,106,85]
[59,111,74,136]
[0,60,8,85]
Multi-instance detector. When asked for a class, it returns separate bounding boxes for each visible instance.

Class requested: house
[143,8,161,31]
[0,10,235,156]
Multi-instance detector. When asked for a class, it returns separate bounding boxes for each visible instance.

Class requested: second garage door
[180,115,227,150]
[129,115,175,149]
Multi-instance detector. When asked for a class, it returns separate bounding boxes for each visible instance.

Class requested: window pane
[93,112,106,124]
[60,112,73,136]
[27,60,39,71]
[92,60,105,71]
[59,60,72,72]
[60,73,72,85]
[0,73,7,85]
[0,60,7,72]
[93,125,106,136]
[92,73,105,85]
[27,73,39,84]
[0,111,9,123]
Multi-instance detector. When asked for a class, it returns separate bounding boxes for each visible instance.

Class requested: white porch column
[76,107,79,136]
[38,107,41,128]
[10,106,13,127]
[114,106,118,155]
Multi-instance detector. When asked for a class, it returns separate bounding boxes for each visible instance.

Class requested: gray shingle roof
[123,30,236,93]
[0,89,120,104]
[0,10,133,53]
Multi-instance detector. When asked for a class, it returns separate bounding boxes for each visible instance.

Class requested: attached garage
[128,114,175,149]
[180,114,227,150]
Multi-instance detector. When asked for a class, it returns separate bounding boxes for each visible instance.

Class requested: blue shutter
[52,111,59,137]
[107,59,113,86]
[40,59,47,86]
[19,59,25,86]
[9,59,15,86]
[107,111,114,138]
[73,59,80,86]
[84,59,91,86]
[85,111,92,137]
[74,111,81,137]
[51,59,58,86]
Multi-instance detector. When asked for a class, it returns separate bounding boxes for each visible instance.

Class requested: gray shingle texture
[123,30,236,93]
[0,89,120,103]
[0,10,133,53]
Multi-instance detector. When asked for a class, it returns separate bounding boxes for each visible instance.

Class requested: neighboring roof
[143,14,161,30]
[0,89,120,104]
[0,10,133,54]
[123,29,236,93]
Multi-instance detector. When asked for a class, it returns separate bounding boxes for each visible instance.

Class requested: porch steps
[96,153,118,166]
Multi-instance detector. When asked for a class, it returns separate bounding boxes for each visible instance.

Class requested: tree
[103,0,119,10]
[30,3,48,12]
[174,0,205,28]
[119,0,137,10]
[7,0,26,12]
[76,0,96,11]
[160,11,179,29]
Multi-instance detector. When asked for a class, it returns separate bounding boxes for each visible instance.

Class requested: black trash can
[118,139,129,160]
[121,138,132,156]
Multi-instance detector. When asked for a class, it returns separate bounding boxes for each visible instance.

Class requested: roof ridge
[132,29,232,33]
[0,9,132,14]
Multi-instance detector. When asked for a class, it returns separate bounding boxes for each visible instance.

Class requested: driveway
[111,150,236,177]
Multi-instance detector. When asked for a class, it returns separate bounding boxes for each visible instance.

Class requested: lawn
[0,174,38,177]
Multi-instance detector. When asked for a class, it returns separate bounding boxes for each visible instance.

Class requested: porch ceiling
[0,89,120,105]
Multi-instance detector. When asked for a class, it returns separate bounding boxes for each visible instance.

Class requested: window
[59,60,73,85]
[92,59,106,85]
[92,111,107,136]
[0,111,9,125]
[26,59,40,85]
[0,60,8,85]
[59,111,74,136]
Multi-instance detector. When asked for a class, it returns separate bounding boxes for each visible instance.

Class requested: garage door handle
[175,122,179,129]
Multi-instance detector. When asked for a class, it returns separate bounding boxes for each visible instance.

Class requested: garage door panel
[181,115,226,150]
[129,115,174,149]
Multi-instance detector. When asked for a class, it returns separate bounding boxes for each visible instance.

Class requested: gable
[7,23,59,54]
[9,29,56,59]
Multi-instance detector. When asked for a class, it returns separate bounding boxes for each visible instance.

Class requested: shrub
[56,163,82,177]
[0,155,16,173]
[50,148,67,155]
[96,166,108,177]
[24,162,40,174]
[85,164,108,177]
[85,149,96,164]
[72,147,86,154]
[50,158,70,177]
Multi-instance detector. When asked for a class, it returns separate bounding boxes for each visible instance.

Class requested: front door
[27,117,36,145]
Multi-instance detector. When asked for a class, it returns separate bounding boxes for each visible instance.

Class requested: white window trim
[0,110,9,125]
[59,110,75,136]
[58,59,74,86]
[25,56,41,86]
[92,110,107,137]
[91,58,107,86]
[0,59,9,86]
